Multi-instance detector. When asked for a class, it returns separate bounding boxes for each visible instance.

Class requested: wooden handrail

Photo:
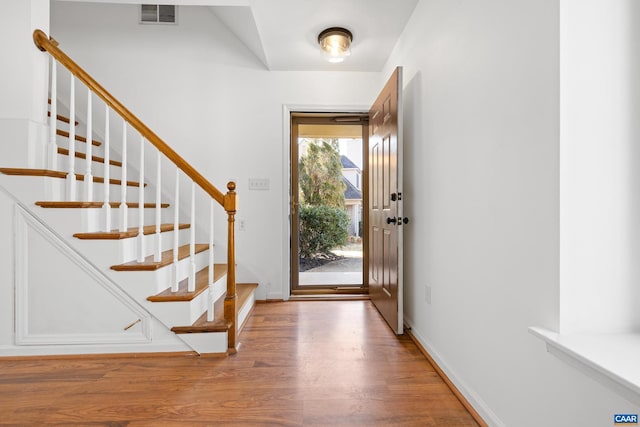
[33,29,226,206]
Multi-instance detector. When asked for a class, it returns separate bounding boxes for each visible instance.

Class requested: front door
[368,67,403,334]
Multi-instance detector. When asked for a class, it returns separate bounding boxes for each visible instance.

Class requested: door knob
[386,217,397,225]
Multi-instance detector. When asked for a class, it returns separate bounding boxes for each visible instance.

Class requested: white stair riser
[55,136,104,156]
[52,121,85,134]
[51,120,71,132]
[51,120,89,136]
[144,274,226,326]
[58,155,124,182]
[34,206,174,234]
[238,290,257,328]
[178,332,227,354]
[67,181,155,205]
[0,172,156,205]
[210,276,227,312]
[74,228,192,267]
[107,249,211,297]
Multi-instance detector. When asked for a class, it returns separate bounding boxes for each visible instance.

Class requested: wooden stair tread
[147,264,227,302]
[171,316,229,334]
[0,168,145,187]
[74,223,189,240]
[57,129,101,147]
[0,168,66,179]
[237,283,259,312]
[171,283,258,335]
[58,147,123,167]
[36,201,169,208]
[48,111,78,125]
[111,243,209,271]
[84,175,145,187]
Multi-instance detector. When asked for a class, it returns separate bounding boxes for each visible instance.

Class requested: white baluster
[102,106,111,232]
[172,168,180,292]
[66,74,76,201]
[119,120,128,232]
[207,198,215,321]
[84,90,93,201]
[154,150,162,263]
[188,181,196,292]
[137,136,145,263]
[48,58,57,170]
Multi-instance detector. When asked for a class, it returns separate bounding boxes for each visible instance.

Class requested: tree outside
[298,138,350,262]
[299,139,345,208]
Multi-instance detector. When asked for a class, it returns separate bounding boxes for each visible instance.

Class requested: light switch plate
[249,178,270,190]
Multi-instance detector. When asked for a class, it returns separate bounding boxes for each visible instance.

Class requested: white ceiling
[210,0,419,71]
[58,0,419,71]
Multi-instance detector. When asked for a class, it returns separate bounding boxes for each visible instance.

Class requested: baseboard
[404,320,504,427]
[0,350,199,361]
[288,294,370,301]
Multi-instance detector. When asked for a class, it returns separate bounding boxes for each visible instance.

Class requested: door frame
[283,106,369,296]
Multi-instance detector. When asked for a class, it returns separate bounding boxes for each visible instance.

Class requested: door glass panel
[296,124,363,287]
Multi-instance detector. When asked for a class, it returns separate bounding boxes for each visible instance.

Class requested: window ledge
[529,327,640,406]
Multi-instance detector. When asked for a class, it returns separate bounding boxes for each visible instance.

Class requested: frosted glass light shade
[318,27,353,63]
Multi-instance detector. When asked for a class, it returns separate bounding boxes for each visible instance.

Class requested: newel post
[224,181,238,353]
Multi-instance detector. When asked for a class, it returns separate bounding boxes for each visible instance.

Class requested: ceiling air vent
[140,4,177,24]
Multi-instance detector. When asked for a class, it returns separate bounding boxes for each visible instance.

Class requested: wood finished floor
[0,301,479,426]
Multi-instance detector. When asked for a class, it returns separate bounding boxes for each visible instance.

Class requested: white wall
[383,0,640,426]
[0,0,50,168]
[51,2,379,300]
[560,0,640,334]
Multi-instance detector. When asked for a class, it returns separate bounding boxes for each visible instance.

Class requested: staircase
[0,30,257,356]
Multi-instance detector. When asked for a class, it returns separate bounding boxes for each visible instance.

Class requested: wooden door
[368,67,403,334]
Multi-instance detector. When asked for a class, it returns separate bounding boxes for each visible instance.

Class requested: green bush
[299,205,349,258]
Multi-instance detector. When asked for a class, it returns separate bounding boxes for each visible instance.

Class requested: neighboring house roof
[343,177,362,200]
[341,155,360,170]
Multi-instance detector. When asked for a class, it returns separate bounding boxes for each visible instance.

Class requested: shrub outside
[299,205,349,258]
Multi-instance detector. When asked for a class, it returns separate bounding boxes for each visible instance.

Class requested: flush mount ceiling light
[318,27,353,63]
